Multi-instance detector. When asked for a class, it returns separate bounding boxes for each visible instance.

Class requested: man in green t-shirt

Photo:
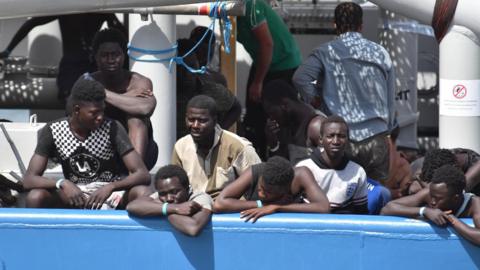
[237,0,301,159]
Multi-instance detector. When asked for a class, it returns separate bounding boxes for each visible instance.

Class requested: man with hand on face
[296,115,369,214]
[90,28,158,170]
[381,164,480,246]
[214,156,330,223]
[127,165,212,237]
[23,76,150,209]
[172,95,261,198]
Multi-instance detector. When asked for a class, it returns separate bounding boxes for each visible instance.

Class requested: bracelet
[256,200,263,208]
[419,206,426,218]
[269,141,280,152]
[55,179,65,189]
[162,202,169,216]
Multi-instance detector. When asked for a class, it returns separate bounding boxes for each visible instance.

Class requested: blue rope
[127,0,231,74]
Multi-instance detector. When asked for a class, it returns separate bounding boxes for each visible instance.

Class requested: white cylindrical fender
[129,14,176,170]
[439,25,480,152]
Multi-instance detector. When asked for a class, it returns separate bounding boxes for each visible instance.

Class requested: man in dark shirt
[23,76,150,209]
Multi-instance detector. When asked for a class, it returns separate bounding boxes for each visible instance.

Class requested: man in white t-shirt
[296,115,368,214]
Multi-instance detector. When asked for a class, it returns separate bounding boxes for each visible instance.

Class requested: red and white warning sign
[440,79,480,116]
[453,84,467,99]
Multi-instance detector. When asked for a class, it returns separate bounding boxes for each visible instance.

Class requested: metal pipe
[0,0,214,19]
[113,2,245,16]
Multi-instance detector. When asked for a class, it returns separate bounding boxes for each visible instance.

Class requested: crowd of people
[0,1,479,245]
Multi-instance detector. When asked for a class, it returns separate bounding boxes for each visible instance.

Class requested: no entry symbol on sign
[453,84,467,99]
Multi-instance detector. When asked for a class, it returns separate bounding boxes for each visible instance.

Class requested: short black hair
[431,164,465,195]
[421,149,458,182]
[261,156,294,187]
[67,74,106,112]
[155,164,190,189]
[320,115,349,136]
[92,28,127,55]
[262,79,299,104]
[334,2,363,34]
[186,95,217,119]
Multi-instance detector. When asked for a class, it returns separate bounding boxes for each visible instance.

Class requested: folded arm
[105,74,156,117]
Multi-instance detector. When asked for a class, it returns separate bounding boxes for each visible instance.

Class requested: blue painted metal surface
[0,208,478,269]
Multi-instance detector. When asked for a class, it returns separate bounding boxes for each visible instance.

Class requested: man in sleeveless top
[23,77,150,209]
[261,79,325,164]
[90,28,158,170]
[381,164,480,246]
[214,156,330,222]
[172,95,261,198]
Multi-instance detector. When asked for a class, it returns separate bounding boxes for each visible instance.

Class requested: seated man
[172,95,261,198]
[23,77,150,209]
[214,156,330,223]
[381,165,480,246]
[261,79,325,164]
[296,115,369,214]
[127,165,212,237]
[90,28,158,170]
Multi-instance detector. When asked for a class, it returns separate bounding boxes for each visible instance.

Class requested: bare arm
[381,188,451,226]
[168,208,212,237]
[213,168,259,213]
[24,153,87,207]
[238,167,330,223]
[380,188,429,217]
[23,154,55,190]
[127,197,212,236]
[86,149,150,209]
[105,74,156,117]
[447,197,480,246]
[274,167,330,213]
[248,21,273,103]
[127,117,149,159]
[112,150,150,190]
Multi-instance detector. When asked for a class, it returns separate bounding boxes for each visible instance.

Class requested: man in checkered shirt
[23,76,151,209]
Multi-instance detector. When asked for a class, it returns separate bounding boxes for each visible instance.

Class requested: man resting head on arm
[127,165,213,237]
[214,156,330,223]
[381,164,480,246]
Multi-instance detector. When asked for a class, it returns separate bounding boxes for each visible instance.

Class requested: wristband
[256,200,263,208]
[269,141,280,152]
[162,202,169,216]
[419,206,426,218]
[55,179,65,189]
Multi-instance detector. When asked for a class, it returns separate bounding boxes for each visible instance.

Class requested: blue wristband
[256,200,263,208]
[162,202,169,216]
